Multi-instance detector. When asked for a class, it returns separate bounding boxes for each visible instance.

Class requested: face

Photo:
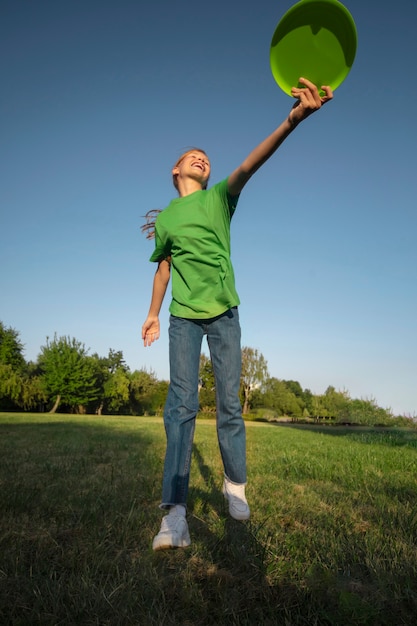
[172,150,211,190]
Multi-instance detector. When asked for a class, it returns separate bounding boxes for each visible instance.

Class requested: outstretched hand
[289,77,333,126]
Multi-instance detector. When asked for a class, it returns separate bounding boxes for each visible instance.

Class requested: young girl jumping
[142,78,333,550]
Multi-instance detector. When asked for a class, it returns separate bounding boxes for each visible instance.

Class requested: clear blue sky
[1,0,416,416]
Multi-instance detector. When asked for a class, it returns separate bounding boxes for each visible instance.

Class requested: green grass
[1,414,417,625]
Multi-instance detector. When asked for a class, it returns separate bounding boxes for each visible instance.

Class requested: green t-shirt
[150,178,240,319]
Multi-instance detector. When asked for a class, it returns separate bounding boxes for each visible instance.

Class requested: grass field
[1,413,417,625]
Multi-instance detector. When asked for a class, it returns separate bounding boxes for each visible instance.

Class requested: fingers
[142,321,160,347]
[143,329,160,347]
[298,77,318,91]
[320,84,334,102]
[291,78,321,110]
[289,78,333,125]
[291,78,333,104]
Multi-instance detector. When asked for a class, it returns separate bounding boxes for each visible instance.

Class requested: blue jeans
[161,307,247,508]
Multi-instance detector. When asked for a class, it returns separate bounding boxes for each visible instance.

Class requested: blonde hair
[141,148,210,240]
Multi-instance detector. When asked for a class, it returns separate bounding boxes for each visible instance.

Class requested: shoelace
[160,514,183,531]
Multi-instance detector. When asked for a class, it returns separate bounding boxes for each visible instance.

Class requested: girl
[142,78,333,550]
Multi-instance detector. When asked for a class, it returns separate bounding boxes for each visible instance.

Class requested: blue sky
[1,0,416,416]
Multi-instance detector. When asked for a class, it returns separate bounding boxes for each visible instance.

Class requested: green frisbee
[270,0,357,96]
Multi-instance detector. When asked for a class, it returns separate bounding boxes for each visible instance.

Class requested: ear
[172,166,180,190]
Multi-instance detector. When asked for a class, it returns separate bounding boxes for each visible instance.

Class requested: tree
[198,354,216,412]
[310,394,330,420]
[20,373,47,411]
[321,386,350,421]
[130,368,167,415]
[0,363,22,410]
[103,366,131,414]
[106,349,128,374]
[0,362,46,411]
[281,380,314,414]
[346,397,393,426]
[146,379,169,416]
[0,322,25,371]
[262,377,303,418]
[87,350,130,415]
[240,347,268,414]
[38,335,99,413]
[283,379,303,399]
[302,387,314,414]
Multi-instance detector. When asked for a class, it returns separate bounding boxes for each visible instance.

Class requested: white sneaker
[222,477,250,520]
[152,513,191,551]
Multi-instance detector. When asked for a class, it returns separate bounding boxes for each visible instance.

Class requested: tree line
[0,322,167,415]
[0,322,413,427]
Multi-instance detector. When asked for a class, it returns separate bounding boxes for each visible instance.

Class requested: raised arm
[142,258,171,347]
[227,78,333,197]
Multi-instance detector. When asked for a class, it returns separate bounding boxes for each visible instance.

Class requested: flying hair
[141,209,161,240]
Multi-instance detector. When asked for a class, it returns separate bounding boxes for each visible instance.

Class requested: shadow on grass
[1,417,415,625]
[150,438,417,625]
[151,442,355,625]
[273,422,417,448]
[191,442,269,580]
[0,417,169,624]
[151,441,284,624]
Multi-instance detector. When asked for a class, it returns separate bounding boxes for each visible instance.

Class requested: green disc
[270,0,357,96]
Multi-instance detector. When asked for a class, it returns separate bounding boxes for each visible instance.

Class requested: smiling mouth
[192,162,204,171]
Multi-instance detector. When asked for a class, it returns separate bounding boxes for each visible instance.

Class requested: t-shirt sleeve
[219,177,240,218]
[149,223,171,263]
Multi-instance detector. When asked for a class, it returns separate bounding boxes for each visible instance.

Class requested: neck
[177,179,204,197]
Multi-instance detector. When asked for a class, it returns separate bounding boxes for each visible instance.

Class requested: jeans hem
[224,473,247,486]
[159,502,187,510]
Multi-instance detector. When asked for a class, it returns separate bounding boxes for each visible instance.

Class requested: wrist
[287,113,300,130]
